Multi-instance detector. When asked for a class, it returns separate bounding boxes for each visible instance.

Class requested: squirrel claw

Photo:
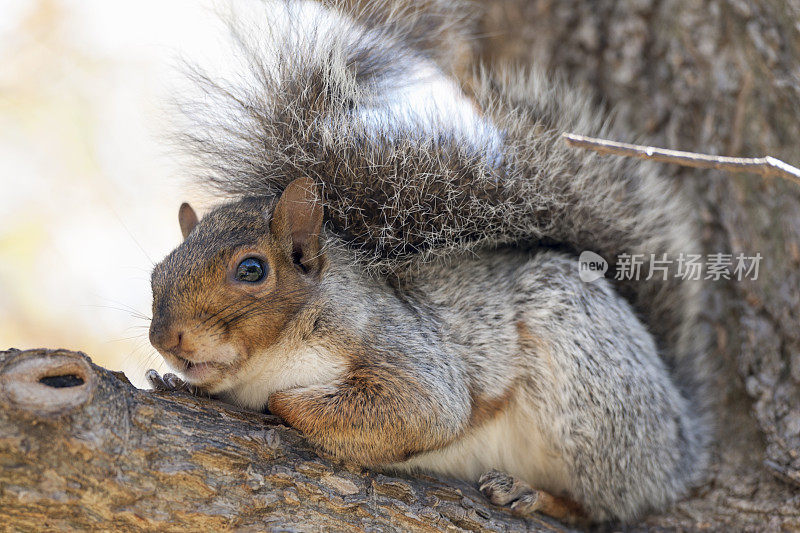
[478,469,584,525]
[163,372,185,389]
[479,469,529,507]
[147,369,188,392]
[146,369,210,398]
[146,369,170,391]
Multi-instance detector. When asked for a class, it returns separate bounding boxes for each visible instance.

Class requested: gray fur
[162,0,713,523]
[403,248,705,521]
[306,242,706,522]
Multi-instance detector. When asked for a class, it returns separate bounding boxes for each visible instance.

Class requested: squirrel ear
[178,203,199,240]
[271,177,324,274]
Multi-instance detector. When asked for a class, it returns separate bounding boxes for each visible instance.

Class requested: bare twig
[563,133,800,186]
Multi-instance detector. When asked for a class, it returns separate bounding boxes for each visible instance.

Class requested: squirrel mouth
[178,357,197,370]
[171,354,215,382]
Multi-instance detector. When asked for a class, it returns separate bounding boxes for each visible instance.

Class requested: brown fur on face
[149,188,326,392]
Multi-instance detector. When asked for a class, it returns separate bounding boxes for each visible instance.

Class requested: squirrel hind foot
[478,469,586,526]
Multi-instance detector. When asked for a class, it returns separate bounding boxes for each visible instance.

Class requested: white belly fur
[389,397,570,495]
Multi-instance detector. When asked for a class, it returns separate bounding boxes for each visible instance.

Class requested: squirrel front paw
[478,469,585,525]
[146,369,208,397]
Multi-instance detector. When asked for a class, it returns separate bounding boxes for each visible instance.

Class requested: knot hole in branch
[0,350,95,415]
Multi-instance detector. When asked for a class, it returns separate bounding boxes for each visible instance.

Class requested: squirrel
[146,0,712,525]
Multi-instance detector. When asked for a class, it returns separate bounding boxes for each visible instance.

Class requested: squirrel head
[149,178,325,393]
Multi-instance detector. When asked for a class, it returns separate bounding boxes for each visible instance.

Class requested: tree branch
[563,133,800,186]
[0,348,565,532]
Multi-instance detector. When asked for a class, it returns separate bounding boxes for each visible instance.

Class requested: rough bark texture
[0,348,566,532]
[2,1,800,531]
[467,0,800,530]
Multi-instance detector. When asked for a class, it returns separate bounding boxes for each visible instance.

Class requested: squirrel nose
[149,324,185,353]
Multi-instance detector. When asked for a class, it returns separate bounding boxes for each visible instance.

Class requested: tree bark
[0,348,565,532]
[469,0,800,529]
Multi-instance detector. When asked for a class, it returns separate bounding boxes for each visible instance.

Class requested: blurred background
[0,0,234,386]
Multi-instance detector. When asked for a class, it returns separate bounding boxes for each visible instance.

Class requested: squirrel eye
[235,257,266,283]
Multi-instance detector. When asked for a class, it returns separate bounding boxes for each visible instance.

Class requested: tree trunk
[469,0,800,529]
